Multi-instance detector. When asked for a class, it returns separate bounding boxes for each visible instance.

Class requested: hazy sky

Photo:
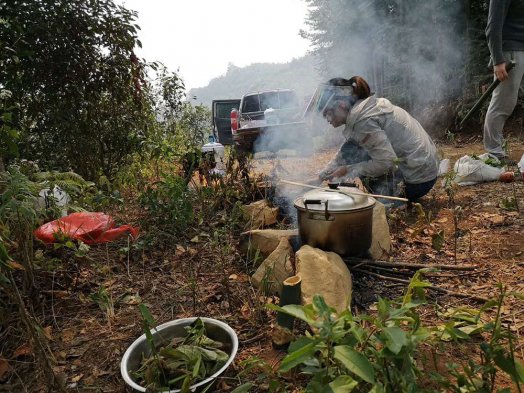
[118,0,311,90]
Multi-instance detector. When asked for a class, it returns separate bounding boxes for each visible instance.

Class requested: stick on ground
[344,257,478,271]
[353,268,489,303]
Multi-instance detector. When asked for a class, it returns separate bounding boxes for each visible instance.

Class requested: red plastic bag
[34,212,139,245]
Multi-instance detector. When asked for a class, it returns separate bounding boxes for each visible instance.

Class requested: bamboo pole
[276,275,302,330]
[272,275,302,348]
[279,179,409,203]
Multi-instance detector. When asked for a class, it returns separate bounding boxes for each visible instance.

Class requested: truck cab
[232,89,305,151]
[213,89,314,152]
[239,89,301,125]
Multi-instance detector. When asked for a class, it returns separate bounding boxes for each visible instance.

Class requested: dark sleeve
[486,0,512,65]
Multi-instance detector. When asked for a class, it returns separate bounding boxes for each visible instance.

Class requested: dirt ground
[3,133,524,392]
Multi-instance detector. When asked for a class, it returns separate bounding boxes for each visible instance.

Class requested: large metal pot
[294,187,375,256]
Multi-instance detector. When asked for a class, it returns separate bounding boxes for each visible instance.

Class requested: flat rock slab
[239,229,299,261]
[296,245,352,313]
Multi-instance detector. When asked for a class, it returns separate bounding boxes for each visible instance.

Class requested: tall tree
[0,0,150,179]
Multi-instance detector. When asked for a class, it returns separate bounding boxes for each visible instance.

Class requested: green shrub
[139,173,194,241]
[232,272,524,392]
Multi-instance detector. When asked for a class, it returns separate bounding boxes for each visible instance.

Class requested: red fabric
[34,212,139,244]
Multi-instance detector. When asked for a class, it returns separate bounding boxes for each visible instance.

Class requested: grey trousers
[484,50,524,157]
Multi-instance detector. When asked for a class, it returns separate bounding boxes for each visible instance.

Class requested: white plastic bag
[453,153,505,185]
[37,186,71,216]
[438,159,450,176]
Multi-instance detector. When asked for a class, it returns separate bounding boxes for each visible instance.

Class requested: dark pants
[339,140,435,201]
[404,178,437,201]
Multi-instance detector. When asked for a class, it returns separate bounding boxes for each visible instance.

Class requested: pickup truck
[212,89,307,152]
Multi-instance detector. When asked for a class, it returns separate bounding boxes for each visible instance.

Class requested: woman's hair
[327,76,371,100]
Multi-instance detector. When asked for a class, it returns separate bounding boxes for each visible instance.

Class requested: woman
[317,76,439,201]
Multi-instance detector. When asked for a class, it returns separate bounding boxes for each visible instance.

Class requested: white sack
[453,153,505,185]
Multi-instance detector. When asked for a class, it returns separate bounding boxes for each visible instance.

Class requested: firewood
[344,257,478,271]
[352,268,489,302]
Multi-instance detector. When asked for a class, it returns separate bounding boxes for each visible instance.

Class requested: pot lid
[294,187,375,212]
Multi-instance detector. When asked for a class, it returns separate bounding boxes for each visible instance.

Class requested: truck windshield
[279,91,298,109]
[260,92,279,111]
[242,95,261,113]
[242,90,299,113]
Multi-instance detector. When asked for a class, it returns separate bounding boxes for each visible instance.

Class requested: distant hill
[188,55,322,108]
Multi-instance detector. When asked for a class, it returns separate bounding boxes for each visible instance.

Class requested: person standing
[484,0,524,163]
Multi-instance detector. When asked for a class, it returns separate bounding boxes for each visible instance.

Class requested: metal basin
[121,317,238,392]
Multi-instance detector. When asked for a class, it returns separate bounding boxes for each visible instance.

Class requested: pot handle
[304,199,330,221]
[304,199,323,205]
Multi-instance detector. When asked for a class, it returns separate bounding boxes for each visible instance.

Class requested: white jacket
[326,96,439,184]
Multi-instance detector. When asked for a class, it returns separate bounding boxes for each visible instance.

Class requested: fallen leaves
[487,214,505,225]
[13,344,32,359]
[0,358,11,381]
[62,328,76,344]
[71,373,83,383]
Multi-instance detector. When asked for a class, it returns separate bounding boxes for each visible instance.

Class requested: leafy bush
[1,0,150,179]
[139,173,194,242]
[233,272,524,392]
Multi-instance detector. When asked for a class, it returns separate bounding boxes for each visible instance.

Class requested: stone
[369,201,391,260]
[239,229,299,260]
[296,245,352,313]
[251,238,294,295]
[241,199,279,229]
[271,325,294,348]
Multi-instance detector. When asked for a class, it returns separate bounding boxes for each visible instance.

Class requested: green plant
[499,196,519,212]
[236,273,524,393]
[442,170,458,206]
[90,285,115,324]
[0,237,67,392]
[0,89,19,167]
[431,230,445,252]
[2,0,152,179]
[435,285,524,392]
[260,263,276,297]
[266,271,434,392]
[139,173,194,242]
[446,129,456,144]
[0,166,41,284]
[236,357,289,392]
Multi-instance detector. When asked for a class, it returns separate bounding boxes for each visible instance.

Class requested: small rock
[369,201,392,260]
[241,199,279,229]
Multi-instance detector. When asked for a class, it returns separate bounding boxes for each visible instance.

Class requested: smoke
[307,0,466,133]
[252,1,465,212]
[255,0,467,159]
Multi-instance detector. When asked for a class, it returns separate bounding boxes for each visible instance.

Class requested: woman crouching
[317,76,439,202]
